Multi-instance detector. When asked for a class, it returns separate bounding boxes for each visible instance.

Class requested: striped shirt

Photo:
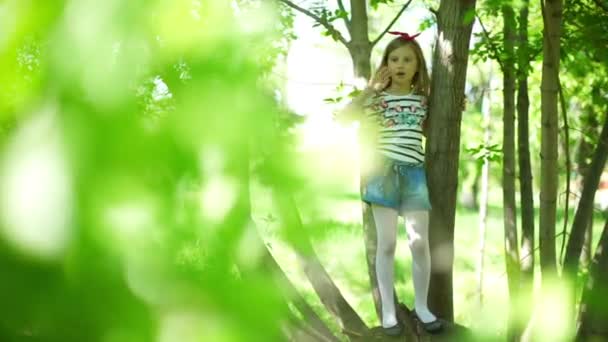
[363,92,428,165]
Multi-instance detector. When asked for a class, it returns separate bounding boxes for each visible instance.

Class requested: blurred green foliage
[0,1,302,341]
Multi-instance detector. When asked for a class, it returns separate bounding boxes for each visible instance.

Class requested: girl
[337,32,442,336]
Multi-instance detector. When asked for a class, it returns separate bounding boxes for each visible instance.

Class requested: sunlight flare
[0,109,73,259]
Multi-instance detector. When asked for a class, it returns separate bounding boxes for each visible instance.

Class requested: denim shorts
[361,159,432,213]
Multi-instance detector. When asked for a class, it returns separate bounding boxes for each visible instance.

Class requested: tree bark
[516,0,535,336]
[502,4,521,341]
[581,218,594,269]
[564,112,608,282]
[575,108,598,270]
[348,0,372,79]
[503,7,523,341]
[517,0,534,291]
[576,217,608,340]
[539,0,562,277]
[425,0,477,322]
[359,201,383,320]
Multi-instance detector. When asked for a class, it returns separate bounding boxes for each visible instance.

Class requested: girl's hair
[379,37,430,97]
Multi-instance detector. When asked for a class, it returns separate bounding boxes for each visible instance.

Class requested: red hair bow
[388,31,421,41]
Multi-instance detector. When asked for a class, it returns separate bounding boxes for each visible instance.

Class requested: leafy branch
[475,14,505,71]
[277,0,348,45]
[277,0,413,48]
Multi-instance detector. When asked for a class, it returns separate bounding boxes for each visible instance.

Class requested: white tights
[372,205,436,327]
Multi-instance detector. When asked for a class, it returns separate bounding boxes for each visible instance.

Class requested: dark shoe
[421,319,443,333]
[383,323,403,336]
[413,311,444,334]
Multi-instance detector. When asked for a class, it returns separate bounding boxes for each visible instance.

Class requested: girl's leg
[403,210,437,323]
[372,204,399,328]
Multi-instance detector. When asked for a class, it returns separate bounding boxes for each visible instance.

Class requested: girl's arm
[334,67,391,123]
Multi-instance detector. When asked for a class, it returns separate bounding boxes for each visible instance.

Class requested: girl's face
[386,44,418,86]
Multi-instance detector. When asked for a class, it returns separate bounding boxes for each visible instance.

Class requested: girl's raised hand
[369,66,390,92]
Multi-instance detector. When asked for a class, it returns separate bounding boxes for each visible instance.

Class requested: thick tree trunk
[425,0,477,322]
[348,0,372,79]
[576,217,608,340]
[564,112,608,282]
[539,0,562,277]
[347,47,372,80]
[502,4,521,341]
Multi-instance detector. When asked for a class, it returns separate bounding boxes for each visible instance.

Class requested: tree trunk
[425,0,477,322]
[581,220,593,269]
[576,217,608,340]
[347,47,372,80]
[348,0,383,321]
[516,1,536,336]
[539,0,562,277]
[477,66,493,306]
[461,164,481,210]
[564,112,608,282]
[576,108,599,270]
[502,5,521,340]
[517,0,534,291]
[273,192,370,338]
[360,201,383,319]
[348,0,372,79]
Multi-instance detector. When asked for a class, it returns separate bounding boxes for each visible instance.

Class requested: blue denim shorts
[361,159,432,213]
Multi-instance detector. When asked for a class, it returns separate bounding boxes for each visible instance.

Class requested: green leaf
[348,89,362,98]
[335,9,349,19]
[418,17,436,31]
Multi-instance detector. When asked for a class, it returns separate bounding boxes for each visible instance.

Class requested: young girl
[337,32,442,336]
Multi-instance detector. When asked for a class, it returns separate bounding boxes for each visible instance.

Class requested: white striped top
[363,92,428,165]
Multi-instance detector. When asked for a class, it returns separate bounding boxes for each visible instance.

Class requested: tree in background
[472,0,608,339]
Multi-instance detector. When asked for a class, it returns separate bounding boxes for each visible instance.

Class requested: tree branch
[336,0,351,32]
[371,0,413,46]
[278,0,348,45]
[272,191,369,336]
[476,14,505,72]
